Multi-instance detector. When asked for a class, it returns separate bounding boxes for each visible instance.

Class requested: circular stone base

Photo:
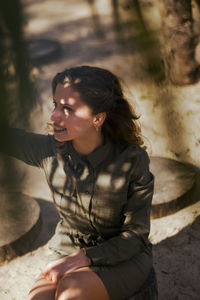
[0,192,41,265]
[150,157,199,219]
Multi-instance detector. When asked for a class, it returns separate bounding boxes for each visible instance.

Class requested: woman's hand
[42,250,91,284]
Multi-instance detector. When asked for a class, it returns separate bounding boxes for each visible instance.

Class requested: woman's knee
[27,277,56,300]
[55,269,110,300]
[55,272,86,300]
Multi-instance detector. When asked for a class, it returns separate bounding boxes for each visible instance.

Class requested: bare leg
[56,267,110,300]
[27,276,56,300]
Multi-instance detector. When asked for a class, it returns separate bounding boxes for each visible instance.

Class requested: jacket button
[85,191,90,195]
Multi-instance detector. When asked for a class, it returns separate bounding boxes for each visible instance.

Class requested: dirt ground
[0,0,200,299]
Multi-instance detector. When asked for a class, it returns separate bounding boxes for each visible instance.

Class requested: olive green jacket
[1,128,154,266]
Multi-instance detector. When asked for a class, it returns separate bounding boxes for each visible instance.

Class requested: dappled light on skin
[63,110,70,118]
[68,97,76,106]
[60,99,65,105]
[74,106,94,119]
[56,120,66,127]
[50,83,100,145]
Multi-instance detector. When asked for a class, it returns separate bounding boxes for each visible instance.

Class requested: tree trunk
[161,0,199,85]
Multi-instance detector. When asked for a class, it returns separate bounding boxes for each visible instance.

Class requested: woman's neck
[72,132,104,155]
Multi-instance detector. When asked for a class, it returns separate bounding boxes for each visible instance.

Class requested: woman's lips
[54,126,67,133]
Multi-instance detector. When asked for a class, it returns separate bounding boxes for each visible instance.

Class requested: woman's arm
[85,150,154,266]
[0,127,56,167]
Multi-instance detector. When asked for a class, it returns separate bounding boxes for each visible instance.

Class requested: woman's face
[51,83,96,143]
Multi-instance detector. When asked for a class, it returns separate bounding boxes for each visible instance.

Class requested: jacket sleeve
[85,150,154,266]
[0,127,56,167]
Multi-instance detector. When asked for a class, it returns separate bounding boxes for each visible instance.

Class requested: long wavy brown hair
[52,66,144,147]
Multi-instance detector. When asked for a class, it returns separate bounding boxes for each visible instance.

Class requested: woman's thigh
[28,276,56,300]
[56,267,110,300]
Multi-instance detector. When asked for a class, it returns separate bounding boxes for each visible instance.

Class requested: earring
[95,126,99,132]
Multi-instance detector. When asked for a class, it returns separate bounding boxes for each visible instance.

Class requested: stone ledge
[150,157,200,218]
[0,193,41,265]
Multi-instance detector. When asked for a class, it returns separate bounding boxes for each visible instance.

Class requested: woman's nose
[50,108,61,122]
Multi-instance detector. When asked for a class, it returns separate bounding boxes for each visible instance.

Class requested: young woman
[2,66,154,300]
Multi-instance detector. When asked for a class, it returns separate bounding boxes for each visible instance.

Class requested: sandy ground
[0,0,200,299]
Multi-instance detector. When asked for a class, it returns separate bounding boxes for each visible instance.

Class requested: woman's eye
[63,106,72,112]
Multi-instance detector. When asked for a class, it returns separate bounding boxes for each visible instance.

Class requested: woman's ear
[93,112,106,129]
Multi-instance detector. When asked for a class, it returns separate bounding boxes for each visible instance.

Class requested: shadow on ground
[153,215,200,299]
[27,16,150,71]
[30,198,60,250]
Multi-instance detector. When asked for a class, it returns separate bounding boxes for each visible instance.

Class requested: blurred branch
[0,0,37,128]
[195,0,200,10]
[86,0,106,39]
[0,0,37,189]
[87,0,198,85]
[161,0,199,85]
[110,0,165,83]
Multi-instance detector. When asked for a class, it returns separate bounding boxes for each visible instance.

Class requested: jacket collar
[67,139,112,169]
